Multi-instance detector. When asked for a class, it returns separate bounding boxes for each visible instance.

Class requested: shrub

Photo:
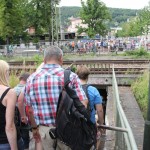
[131,71,149,119]
[9,74,19,88]
[124,47,149,57]
[33,54,43,66]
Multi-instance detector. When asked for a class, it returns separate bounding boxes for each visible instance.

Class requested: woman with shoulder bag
[0,60,24,150]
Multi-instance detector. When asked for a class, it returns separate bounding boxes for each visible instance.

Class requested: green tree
[78,0,111,38]
[117,22,130,37]
[23,0,60,42]
[138,2,150,36]
[117,1,150,37]
[0,0,24,44]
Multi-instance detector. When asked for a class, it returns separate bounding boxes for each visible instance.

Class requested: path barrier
[112,65,138,150]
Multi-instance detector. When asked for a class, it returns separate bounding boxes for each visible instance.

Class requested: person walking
[0,60,23,150]
[24,46,88,150]
[14,72,30,150]
[76,65,104,149]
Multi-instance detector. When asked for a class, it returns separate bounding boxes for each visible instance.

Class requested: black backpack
[50,70,96,150]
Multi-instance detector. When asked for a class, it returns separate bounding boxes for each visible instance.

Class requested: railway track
[8,60,73,66]
[8,59,150,66]
[9,60,149,75]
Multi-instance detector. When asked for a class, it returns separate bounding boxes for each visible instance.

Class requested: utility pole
[59,5,64,41]
[143,64,150,150]
[51,0,59,45]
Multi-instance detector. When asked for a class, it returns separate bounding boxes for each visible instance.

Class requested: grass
[1,48,150,62]
[123,47,150,58]
[131,71,149,119]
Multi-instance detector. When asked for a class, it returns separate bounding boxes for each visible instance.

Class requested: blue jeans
[0,138,24,150]
[18,138,24,150]
[21,129,30,149]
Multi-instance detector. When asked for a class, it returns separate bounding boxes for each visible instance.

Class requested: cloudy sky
[60,0,150,9]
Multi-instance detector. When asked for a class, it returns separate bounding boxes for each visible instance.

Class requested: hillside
[60,6,139,28]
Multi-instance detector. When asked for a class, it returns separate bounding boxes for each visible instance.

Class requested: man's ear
[44,58,46,64]
[60,56,63,66]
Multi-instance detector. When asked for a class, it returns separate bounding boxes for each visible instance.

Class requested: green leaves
[131,71,149,119]
[0,0,59,43]
[138,3,150,35]
[0,0,25,42]
[117,2,150,37]
[79,0,111,38]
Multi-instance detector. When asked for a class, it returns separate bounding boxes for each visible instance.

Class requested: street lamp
[143,63,150,150]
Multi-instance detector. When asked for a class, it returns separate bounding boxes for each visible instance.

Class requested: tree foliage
[117,2,150,37]
[60,6,81,28]
[117,18,142,37]
[0,0,61,44]
[109,8,138,26]
[78,0,111,37]
[23,0,60,42]
[138,2,150,35]
[60,6,138,29]
[0,0,25,43]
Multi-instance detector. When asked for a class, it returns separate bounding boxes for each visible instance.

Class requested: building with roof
[67,17,88,36]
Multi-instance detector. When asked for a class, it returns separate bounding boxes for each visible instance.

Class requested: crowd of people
[0,46,105,150]
[59,37,147,53]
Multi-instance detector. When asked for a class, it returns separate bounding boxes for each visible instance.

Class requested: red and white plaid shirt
[24,64,87,126]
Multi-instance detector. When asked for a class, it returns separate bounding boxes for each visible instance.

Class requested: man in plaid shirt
[24,46,88,150]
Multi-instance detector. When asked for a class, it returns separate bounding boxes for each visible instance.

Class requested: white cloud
[60,0,150,9]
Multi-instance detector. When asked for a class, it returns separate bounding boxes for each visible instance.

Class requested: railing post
[143,63,150,150]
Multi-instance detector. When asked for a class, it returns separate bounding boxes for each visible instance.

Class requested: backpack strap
[0,88,11,102]
[64,69,71,86]
[82,84,90,100]
[82,84,93,112]
[56,69,71,114]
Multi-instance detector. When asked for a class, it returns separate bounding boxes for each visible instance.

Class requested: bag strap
[82,84,94,112]
[82,84,90,100]
[64,69,71,87]
[56,69,71,114]
[0,88,11,102]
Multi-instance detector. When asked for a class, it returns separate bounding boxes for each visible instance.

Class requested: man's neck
[19,80,26,85]
[46,60,62,66]
[80,79,87,85]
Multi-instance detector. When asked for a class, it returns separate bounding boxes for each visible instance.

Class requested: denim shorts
[0,138,24,150]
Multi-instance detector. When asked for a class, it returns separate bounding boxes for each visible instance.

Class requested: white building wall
[67,17,88,33]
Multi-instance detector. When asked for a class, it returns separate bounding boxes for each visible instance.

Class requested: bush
[33,54,43,66]
[131,71,149,119]
[9,74,19,88]
[124,47,149,57]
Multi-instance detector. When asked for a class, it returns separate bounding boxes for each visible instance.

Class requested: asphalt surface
[105,86,144,150]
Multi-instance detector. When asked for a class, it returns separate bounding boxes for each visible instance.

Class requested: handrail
[98,125,128,132]
[112,64,138,150]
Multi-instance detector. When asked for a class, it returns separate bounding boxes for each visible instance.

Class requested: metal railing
[112,65,138,150]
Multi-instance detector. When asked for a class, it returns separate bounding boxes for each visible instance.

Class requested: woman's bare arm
[5,89,18,150]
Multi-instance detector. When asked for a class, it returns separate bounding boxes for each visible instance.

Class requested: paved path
[119,86,144,150]
[105,86,144,150]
